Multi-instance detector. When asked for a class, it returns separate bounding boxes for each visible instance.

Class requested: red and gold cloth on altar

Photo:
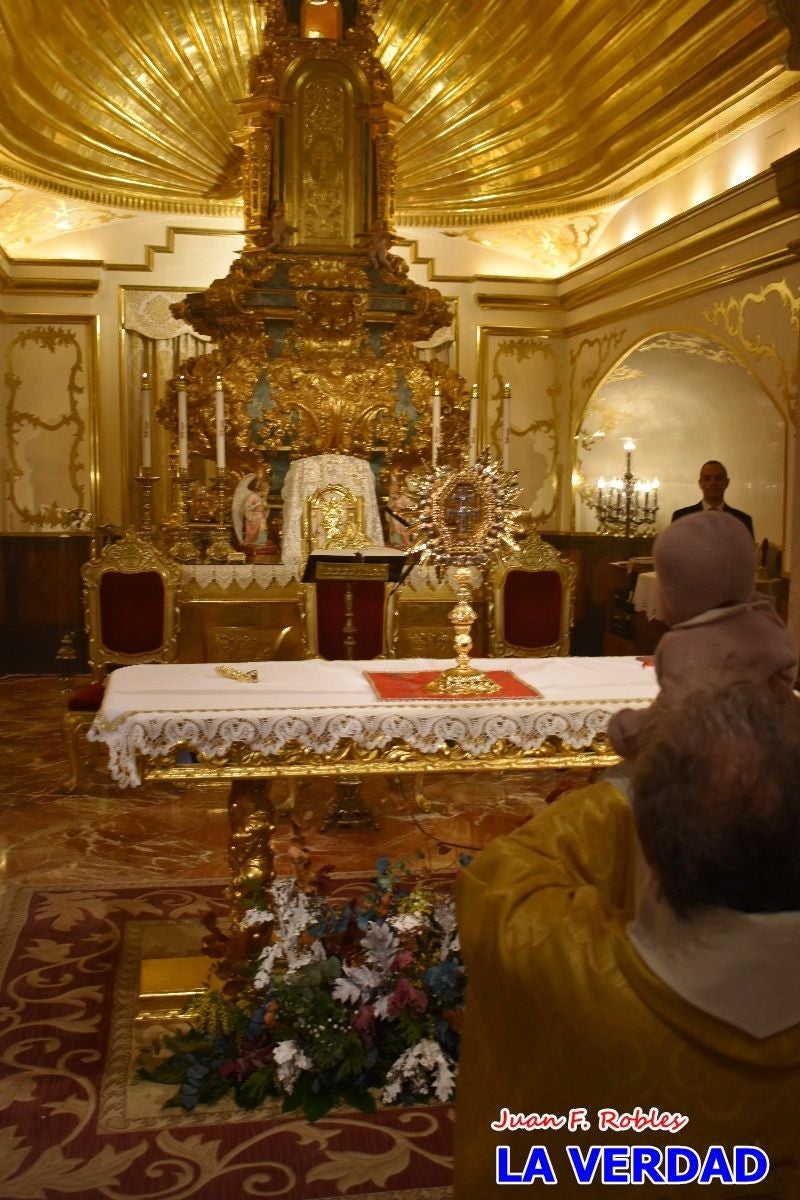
[365,669,542,701]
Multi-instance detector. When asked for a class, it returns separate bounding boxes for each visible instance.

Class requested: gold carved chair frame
[488,531,576,657]
[63,531,183,789]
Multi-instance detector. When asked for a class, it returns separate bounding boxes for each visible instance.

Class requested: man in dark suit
[671,459,754,538]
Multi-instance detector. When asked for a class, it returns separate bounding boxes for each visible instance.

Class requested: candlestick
[502,382,511,471]
[206,467,235,563]
[135,469,159,539]
[169,466,199,562]
[468,383,478,467]
[432,382,441,469]
[215,374,226,470]
[177,376,188,472]
[140,371,152,471]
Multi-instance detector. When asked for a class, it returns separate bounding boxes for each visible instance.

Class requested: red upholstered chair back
[98,570,166,656]
[63,530,183,789]
[81,530,182,679]
[488,530,576,657]
[502,568,563,650]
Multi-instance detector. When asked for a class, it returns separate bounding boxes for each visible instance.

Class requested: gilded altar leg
[202,778,276,993]
[227,777,276,917]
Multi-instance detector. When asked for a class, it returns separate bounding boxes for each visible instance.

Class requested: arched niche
[573,331,786,546]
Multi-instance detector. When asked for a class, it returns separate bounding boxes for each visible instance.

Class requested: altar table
[88,656,657,945]
[90,655,659,789]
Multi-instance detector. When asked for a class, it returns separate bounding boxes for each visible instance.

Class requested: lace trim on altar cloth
[180,562,479,593]
[181,564,300,590]
[89,702,622,788]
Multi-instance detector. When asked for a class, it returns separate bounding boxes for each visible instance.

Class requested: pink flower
[353,1004,376,1043]
[393,949,413,970]
[387,977,428,1017]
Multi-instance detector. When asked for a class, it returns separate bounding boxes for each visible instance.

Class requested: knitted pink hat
[654,510,754,626]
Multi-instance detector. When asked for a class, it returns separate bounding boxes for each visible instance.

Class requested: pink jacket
[608,511,797,758]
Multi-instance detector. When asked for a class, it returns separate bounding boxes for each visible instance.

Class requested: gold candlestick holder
[205,468,234,563]
[169,470,199,562]
[135,469,159,540]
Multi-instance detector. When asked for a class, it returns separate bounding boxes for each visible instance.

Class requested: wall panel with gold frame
[477,326,565,527]
[0,311,99,533]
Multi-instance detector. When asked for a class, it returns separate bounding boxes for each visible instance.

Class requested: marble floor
[0,675,596,900]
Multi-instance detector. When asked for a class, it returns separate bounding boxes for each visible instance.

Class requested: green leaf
[234,1067,275,1110]
[282,1089,303,1113]
[137,1058,194,1085]
[197,1072,230,1106]
[302,1088,335,1123]
[321,955,342,980]
[340,1086,376,1113]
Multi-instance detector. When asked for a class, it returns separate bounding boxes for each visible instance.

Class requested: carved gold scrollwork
[5,326,87,528]
[227,778,276,914]
[702,282,800,413]
[149,734,618,779]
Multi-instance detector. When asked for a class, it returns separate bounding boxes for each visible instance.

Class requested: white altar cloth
[89,656,658,788]
[633,570,663,622]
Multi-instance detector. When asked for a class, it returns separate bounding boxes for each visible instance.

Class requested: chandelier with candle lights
[584,438,659,537]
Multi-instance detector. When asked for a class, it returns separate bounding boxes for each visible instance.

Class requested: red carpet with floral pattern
[0,878,454,1200]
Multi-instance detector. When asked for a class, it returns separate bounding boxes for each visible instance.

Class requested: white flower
[273,1039,313,1092]
[433,899,459,960]
[332,962,383,1006]
[381,1038,457,1104]
[373,994,392,1019]
[331,976,362,1005]
[362,920,400,969]
[254,942,282,990]
[433,899,457,936]
[240,908,274,928]
[250,879,326,990]
[388,912,427,936]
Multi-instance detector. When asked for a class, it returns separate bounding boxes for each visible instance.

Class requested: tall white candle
[431,382,441,469]
[502,381,511,470]
[140,370,151,471]
[177,376,188,472]
[215,374,226,470]
[468,383,478,467]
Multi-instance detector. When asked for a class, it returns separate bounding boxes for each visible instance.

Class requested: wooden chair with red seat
[62,530,182,789]
[487,526,576,657]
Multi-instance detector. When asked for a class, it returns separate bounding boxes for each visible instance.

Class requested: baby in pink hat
[608,510,797,759]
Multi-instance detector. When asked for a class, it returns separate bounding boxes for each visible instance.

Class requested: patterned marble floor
[0,675,595,899]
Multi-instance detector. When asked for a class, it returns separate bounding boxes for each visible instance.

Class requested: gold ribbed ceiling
[0,0,795,226]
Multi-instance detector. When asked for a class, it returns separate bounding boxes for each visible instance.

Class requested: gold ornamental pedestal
[425,565,500,696]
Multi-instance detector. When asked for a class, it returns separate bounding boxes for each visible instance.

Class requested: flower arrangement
[137,857,466,1122]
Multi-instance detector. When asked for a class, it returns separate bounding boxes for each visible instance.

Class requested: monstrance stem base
[425,664,501,697]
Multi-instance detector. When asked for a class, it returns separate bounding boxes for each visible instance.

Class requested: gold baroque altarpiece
[157,0,468,524]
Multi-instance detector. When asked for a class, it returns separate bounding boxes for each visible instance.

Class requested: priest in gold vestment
[454,681,800,1198]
